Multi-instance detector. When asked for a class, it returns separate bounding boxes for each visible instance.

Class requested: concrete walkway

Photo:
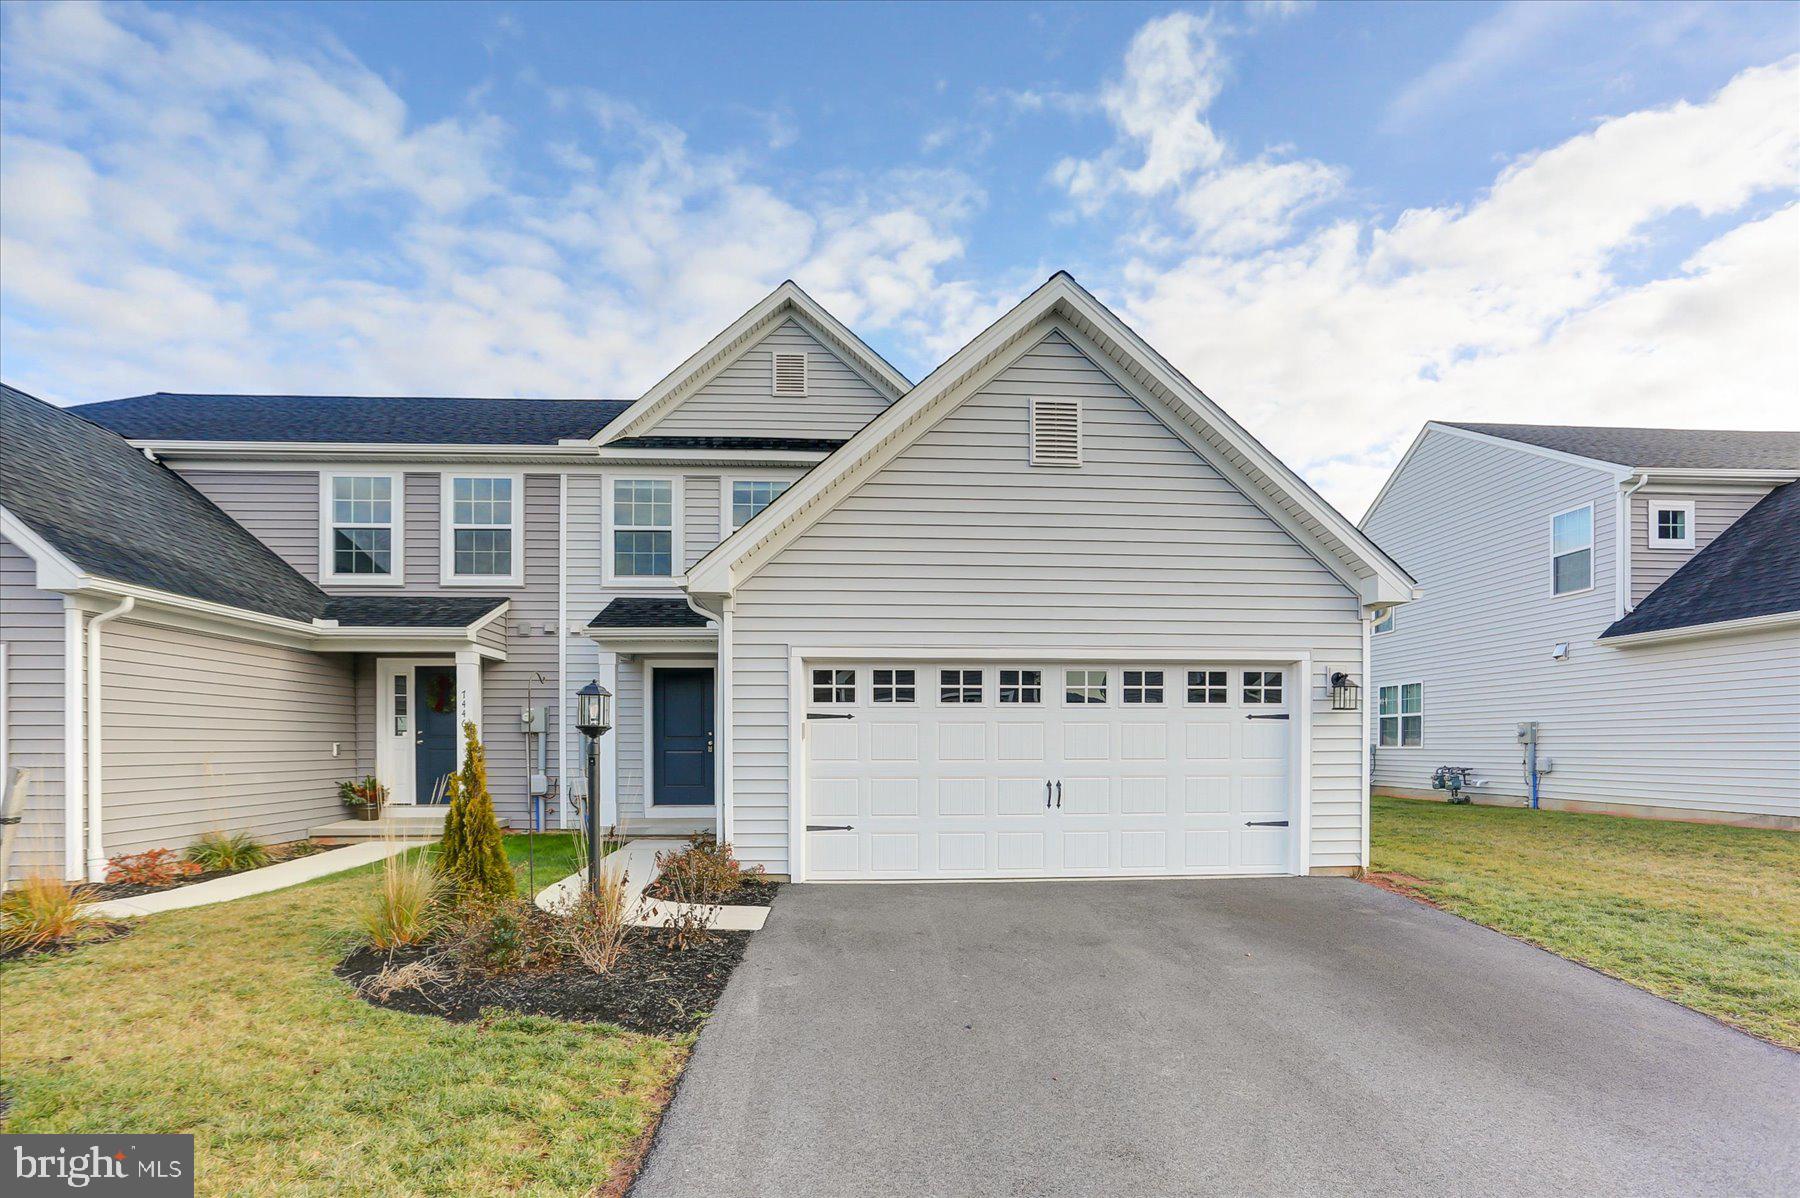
[535,837,770,931]
[635,878,1799,1198]
[85,840,417,918]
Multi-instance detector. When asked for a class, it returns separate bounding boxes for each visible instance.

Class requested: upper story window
[1551,504,1594,596]
[1649,500,1695,550]
[443,474,522,585]
[322,471,402,585]
[1372,607,1395,635]
[610,478,677,581]
[729,479,791,532]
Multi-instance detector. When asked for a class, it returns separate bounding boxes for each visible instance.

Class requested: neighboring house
[2,273,1414,884]
[1362,422,1800,828]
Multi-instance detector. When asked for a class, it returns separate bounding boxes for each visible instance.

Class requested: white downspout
[557,471,569,830]
[85,595,135,881]
[1360,611,1373,874]
[716,598,734,844]
[1617,472,1648,618]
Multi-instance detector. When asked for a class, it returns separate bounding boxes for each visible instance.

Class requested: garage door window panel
[940,669,983,704]
[872,669,916,703]
[1123,670,1164,704]
[999,669,1042,704]
[1243,671,1284,704]
[1065,669,1108,705]
[812,669,855,704]
[1186,670,1227,704]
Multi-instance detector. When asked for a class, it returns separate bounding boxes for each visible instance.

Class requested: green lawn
[1,833,682,1196]
[1371,795,1800,1049]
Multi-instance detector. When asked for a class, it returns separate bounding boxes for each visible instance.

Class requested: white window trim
[603,472,687,589]
[1377,682,1425,749]
[319,469,405,587]
[439,470,525,587]
[719,472,797,539]
[771,350,808,397]
[1647,498,1696,550]
[1549,502,1596,598]
[642,658,717,818]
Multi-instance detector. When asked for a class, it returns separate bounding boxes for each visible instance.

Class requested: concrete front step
[311,808,509,844]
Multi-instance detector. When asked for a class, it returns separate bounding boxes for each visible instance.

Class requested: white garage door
[801,662,1296,881]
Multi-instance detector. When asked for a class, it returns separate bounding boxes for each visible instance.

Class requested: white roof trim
[1599,609,1800,646]
[595,280,911,446]
[1360,422,1630,531]
[685,272,1417,606]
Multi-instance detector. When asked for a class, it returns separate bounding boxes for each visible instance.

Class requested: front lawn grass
[1,833,683,1196]
[1371,795,1800,1049]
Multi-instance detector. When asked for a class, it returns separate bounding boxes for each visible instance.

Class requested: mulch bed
[77,841,340,901]
[337,927,753,1036]
[641,875,781,908]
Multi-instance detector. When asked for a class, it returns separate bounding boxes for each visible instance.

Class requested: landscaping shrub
[444,898,563,974]
[186,830,273,873]
[105,848,201,888]
[651,849,721,949]
[558,870,634,974]
[1,874,98,954]
[437,722,515,900]
[355,957,449,1002]
[361,851,447,951]
[655,832,758,904]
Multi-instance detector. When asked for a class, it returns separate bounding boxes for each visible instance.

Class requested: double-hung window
[443,474,522,585]
[728,479,791,532]
[1378,683,1424,747]
[1551,504,1593,595]
[610,479,677,581]
[322,472,401,584]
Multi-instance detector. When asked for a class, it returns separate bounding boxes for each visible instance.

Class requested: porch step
[311,808,509,845]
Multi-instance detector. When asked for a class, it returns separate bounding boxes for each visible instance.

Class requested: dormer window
[1649,500,1695,550]
[772,351,808,397]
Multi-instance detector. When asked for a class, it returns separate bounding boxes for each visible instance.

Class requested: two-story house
[2,274,1416,885]
[1362,422,1800,827]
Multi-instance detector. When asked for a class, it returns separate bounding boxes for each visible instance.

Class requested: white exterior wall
[1364,427,1800,822]
[1,536,68,880]
[726,327,1367,876]
[645,317,892,440]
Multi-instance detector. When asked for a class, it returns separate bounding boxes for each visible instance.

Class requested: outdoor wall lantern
[576,680,613,739]
[1329,671,1361,712]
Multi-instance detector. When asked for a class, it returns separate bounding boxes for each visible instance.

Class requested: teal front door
[414,665,459,804]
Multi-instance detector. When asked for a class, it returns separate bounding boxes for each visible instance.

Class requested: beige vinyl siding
[727,327,1366,875]
[1363,427,1799,821]
[96,619,356,854]
[646,317,892,440]
[2,537,68,880]
[1629,487,1772,606]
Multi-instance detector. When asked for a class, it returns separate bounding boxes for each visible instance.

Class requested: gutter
[1617,472,1648,617]
[85,595,135,881]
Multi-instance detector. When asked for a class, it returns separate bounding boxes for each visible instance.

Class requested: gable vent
[771,351,808,397]
[1029,397,1083,467]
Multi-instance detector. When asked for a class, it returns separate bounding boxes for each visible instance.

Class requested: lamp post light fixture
[575,680,613,896]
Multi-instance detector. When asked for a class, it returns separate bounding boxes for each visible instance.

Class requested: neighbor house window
[999,669,1042,704]
[872,669,915,703]
[1551,504,1593,595]
[1122,670,1164,704]
[940,669,982,703]
[730,479,790,531]
[1242,671,1284,705]
[812,669,855,704]
[1649,500,1695,550]
[1185,669,1226,704]
[1378,683,1424,747]
[612,479,675,579]
[1372,608,1395,635]
[1065,669,1107,704]
[323,472,401,582]
[444,474,521,584]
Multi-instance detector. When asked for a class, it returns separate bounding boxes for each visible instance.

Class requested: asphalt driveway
[633,879,1799,1197]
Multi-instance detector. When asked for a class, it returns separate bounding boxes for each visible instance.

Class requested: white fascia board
[596,281,911,446]
[1599,609,1800,647]
[1425,423,1634,478]
[687,272,1417,604]
[1633,468,1800,487]
[132,441,599,462]
[0,508,86,591]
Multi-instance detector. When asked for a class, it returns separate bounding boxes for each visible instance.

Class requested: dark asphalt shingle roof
[74,393,631,445]
[588,597,711,629]
[323,595,507,628]
[2,384,329,621]
[607,435,847,453]
[1443,423,1800,471]
[1601,481,1800,639]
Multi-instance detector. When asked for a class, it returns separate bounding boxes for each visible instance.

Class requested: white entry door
[801,662,1296,881]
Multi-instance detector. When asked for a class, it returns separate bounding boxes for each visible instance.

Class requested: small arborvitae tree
[438,720,515,900]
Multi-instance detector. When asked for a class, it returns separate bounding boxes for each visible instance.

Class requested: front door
[414,665,459,804]
[653,667,715,807]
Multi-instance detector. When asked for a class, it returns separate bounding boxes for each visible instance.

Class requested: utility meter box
[520,706,547,734]
[1516,722,1538,744]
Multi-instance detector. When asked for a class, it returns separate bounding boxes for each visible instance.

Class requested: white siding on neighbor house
[1629,486,1772,606]
[645,317,892,440]
[684,476,720,571]
[97,619,358,855]
[1363,428,1800,821]
[727,327,1367,876]
[2,537,67,880]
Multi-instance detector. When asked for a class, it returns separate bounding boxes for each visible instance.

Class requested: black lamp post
[575,681,613,896]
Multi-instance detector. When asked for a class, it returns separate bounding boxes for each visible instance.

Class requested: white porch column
[454,650,483,770]
[62,603,85,881]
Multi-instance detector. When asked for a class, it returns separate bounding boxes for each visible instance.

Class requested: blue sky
[2,1,1795,513]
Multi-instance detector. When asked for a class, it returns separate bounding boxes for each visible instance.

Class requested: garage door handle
[1246,714,1290,720]
[807,824,854,832]
[807,713,854,720]
[1056,780,1062,808]
[1245,820,1289,827]
[1045,781,1052,809]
